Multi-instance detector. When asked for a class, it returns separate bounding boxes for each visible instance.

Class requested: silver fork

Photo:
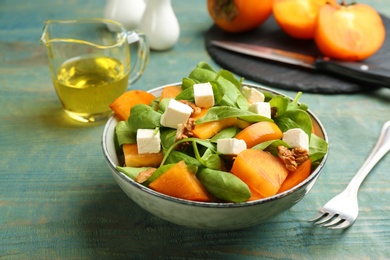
[311,120,390,229]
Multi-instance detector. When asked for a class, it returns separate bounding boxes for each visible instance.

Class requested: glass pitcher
[40,18,149,123]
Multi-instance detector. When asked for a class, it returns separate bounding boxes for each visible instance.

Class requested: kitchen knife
[211,40,390,89]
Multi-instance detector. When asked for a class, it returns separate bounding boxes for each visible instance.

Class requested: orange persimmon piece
[278,158,312,193]
[109,90,156,121]
[123,143,163,168]
[159,85,182,102]
[231,149,289,198]
[149,161,212,202]
[191,107,209,121]
[234,121,283,148]
[247,186,265,201]
[192,117,237,139]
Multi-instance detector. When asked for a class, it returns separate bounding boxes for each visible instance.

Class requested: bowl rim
[102,82,329,208]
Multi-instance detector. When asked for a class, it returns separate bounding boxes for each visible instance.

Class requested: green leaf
[196,61,218,73]
[116,166,151,180]
[197,168,251,202]
[309,133,329,162]
[210,126,240,143]
[127,104,162,133]
[252,139,289,157]
[164,150,202,167]
[181,77,197,90]
[274,109,312,137]
[175,86,194,102]
[115,120,136,146]
[269,95,289,116]
[195,106,272,125]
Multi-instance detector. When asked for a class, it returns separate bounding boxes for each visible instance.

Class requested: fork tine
[328,220,352,230]
[321,216,343,227]
[309,213,326,222]
[314,213,336,225]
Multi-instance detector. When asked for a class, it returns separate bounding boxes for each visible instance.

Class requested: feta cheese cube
[137,129,161,154]
[160,99,192,129]
[241,86,265,103]
[193,82,215,108]
[217,138,247,155]
[248,102,271,118]
[282,128,309,151]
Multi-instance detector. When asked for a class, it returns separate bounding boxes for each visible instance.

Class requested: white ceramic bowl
[102,83,329,230]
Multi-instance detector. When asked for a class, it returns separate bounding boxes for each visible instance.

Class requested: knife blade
[211,40,390,89]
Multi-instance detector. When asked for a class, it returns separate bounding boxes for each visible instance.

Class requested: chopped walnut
[278,145,297,171]
[135,168,157,183]
[292,147,309,163]
[178,100,201,117]
[277,145,310,171]
[175,118,195,149]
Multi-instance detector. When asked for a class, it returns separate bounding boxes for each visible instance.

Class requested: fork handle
[346,121,390,195]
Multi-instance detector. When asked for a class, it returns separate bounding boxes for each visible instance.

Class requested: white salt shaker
[104,0,146,30]
[139,0,180,51]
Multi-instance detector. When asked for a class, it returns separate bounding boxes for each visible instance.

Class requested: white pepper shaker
[104,0,146,30]
[139,0,180,51]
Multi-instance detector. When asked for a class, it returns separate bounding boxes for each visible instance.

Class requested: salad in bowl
[102,62,328,229]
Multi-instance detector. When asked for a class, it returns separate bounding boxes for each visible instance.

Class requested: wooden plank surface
[1,0,390,259]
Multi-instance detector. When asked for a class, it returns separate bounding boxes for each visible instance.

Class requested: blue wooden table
[1,0,390,258]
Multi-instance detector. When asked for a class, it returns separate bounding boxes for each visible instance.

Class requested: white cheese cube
[241,86,265,103]
[248,102,271,118]
[282,128,309,151]
[137,129,161,154]
[160,99,192,129]
[193,82,215,108]
[217,138,247,155]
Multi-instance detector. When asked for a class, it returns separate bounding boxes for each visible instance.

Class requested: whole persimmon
[315,2,385,61]
[273,0,336,39]
[207,0,273,33]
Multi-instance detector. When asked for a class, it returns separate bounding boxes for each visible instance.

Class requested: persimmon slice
[315,3,385,61]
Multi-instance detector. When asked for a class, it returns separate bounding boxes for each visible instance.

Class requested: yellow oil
[52,55,129,122]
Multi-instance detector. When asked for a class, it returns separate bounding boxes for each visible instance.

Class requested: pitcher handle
[127,30,149,85]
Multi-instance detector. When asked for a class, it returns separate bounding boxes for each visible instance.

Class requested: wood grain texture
[1,0,390,259]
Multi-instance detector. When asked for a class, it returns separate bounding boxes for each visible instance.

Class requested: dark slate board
[205,14,390,94]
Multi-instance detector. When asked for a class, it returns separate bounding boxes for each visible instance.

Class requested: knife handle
[315,59,390,89]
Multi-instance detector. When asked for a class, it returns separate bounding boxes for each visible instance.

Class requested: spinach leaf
[160,128,176,152]
[181,77,197,90]
[189,67,217,83]
[195,106,272,124]
[116,166,151,180]
[197,168,251,202]
[288,91,308,111]
[200,148,223,170]
[115,120,136,145]
[210,126,240,143]
[127,104,162,133]
[274,109,312,137]
[158,98,171,113]
[196,61,218,73]
[269,95,289,116]
[252,139,289,157]
[214,72,248,110]
[309,133,329,162]
[164,150,202,167]
[175,86,194,102]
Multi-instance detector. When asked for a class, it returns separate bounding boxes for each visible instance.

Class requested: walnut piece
[135,168,157,183]
[292,147,309,163]
[277,145,310,171]
[277,145,297,171]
